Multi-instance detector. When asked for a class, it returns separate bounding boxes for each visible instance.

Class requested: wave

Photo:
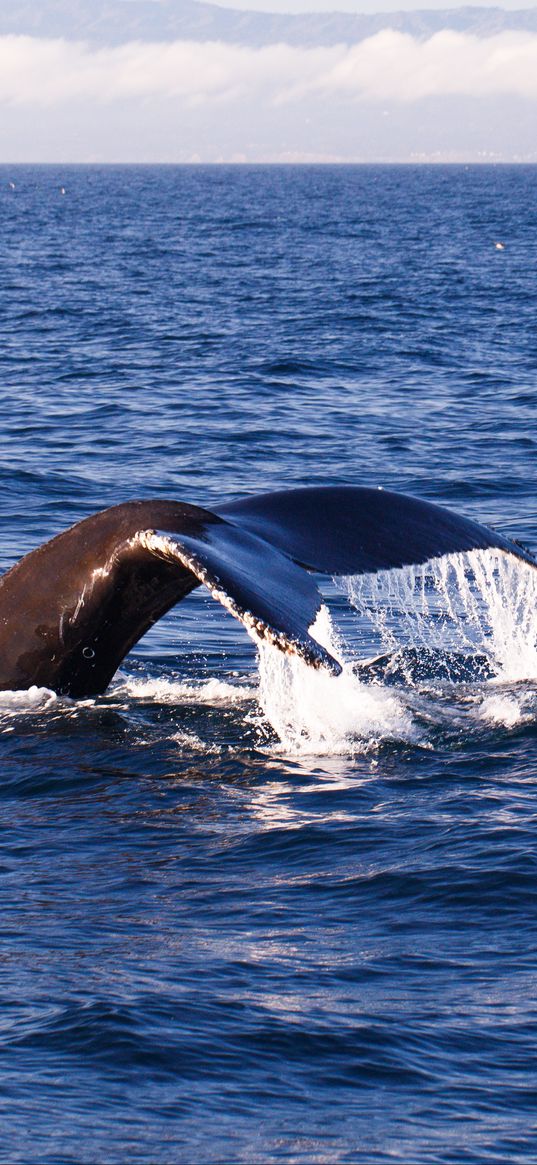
[111,674,257,707]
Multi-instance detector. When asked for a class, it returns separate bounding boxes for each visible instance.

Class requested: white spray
[340,548,537,682]
[256,606,417,755]
[256,548,537,753]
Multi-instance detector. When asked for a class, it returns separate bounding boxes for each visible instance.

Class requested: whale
[0,486,533,698]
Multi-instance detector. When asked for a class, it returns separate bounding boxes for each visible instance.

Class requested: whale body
[0,486,533,697]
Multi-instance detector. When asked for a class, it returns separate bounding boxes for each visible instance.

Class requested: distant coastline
[1,0,537,47]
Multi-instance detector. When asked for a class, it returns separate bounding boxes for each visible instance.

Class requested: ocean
[1,163,537,1164]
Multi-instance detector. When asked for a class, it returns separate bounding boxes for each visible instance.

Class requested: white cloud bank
[1,30,537,107]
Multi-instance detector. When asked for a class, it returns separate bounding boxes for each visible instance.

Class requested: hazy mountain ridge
[1,0,537,46]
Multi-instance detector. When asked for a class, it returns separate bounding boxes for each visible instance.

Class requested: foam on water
[477,694,526,728]
[113,674,256,706]
[0,685,60,734]
[0,685,58,713]
[169,729,223,753]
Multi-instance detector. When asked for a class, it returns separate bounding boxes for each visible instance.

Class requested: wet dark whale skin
[0,487,532,698]
[0,501,203,697]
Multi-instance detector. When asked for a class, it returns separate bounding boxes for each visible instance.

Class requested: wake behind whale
[0,485,535,703]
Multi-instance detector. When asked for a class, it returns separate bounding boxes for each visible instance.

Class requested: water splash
[255,549,537,754]
[256,606,418,755]
[340,548,537,683]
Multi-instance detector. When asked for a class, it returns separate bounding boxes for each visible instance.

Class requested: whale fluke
[0,487,533,697]
[219,486,536,574]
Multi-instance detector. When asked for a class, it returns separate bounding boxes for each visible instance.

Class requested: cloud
[0,30,537,108]
[315,30,537,102]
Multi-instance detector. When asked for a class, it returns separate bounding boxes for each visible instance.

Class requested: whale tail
[0,487,533,697]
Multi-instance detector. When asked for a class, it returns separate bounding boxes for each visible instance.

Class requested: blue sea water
[1,164,537,1164]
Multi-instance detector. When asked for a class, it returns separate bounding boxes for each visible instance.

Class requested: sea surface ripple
[1,164,537,1164]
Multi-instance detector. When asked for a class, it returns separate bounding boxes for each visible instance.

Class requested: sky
[1,3,537,162]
